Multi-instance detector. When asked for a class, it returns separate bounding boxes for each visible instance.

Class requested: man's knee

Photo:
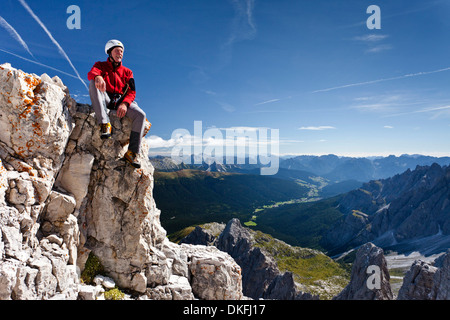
[130,102,146,120]
[89,80,102,101]
[89,80,96,93]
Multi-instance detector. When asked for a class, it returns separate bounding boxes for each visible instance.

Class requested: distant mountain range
[151,153,450,199]
[151,154,450,183]
[279,154,450,182]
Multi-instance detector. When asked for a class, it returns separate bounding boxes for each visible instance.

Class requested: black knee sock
[129,131,141,154]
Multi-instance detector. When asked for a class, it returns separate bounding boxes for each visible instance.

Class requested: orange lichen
[18,106,32,119]
[23,74,41,88]
[31,123,43,136]
[15,148,25,157]
[15,161,35,176]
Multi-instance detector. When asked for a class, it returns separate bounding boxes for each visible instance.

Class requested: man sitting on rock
[88,39,146,168]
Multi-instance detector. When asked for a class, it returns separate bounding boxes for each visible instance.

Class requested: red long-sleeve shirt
[88,59,136,106]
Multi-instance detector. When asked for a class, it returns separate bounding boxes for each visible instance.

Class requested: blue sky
[1,0,450,158]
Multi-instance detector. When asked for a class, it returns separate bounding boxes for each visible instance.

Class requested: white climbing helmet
[105,39,124,55]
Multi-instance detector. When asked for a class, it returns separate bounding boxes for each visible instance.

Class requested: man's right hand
[95,76,106,92]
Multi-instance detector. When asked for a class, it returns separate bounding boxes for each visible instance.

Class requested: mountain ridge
[321,164,450,256]
[151,154,450,182]
[280,154,450,182]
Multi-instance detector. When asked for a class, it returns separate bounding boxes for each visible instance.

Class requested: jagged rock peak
[397,260,438,300]
[334,242,393,300]
[182,218,349,300]
[397,250,450,300]
[431,250,450,300]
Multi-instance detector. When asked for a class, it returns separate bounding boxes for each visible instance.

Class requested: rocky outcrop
[180,223,225,246]
[263,272,316,300]
[0,64,242,300]
[182,219,282,299]
[431,250,450,300]
[216,218,283,299]
[397,260,438,300]
[179,244,242,300]
[148,241,242,300]
[60,100,162,292]
[0,64,79,300]
[182,218,324,300]
[397,250,450,300]
[334,243,393,300]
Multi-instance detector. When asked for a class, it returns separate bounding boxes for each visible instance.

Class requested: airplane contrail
[252,66,450,106]
[0,48,88,83]
[254,98,281,106]
[0,15,34,58]
[18,0,88,91]
[312,66,450,93]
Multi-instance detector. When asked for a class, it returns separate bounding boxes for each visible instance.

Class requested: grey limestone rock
[397,260,437,300]
[431,250,450,300]
[397,250,450,300]
[334,242,393,300]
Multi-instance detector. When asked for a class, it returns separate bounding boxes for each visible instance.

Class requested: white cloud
[353,34,389,42]
[353,103,392,112]
[353,34,392,54]
[366,44,393,53]
[384,125,394,129]
[146,135,191,149]
[217,126,263,131]
[147,125,286,152]
[219,0,257,67]
[226,0,257,46]
[216,101,236,113]
[353,97,371,102]
[298,126,336,131]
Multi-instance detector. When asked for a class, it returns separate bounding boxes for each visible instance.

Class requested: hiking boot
[124,150,141,168]
[100,123,112,139]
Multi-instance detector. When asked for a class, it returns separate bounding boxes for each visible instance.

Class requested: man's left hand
[117,103,127,118]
